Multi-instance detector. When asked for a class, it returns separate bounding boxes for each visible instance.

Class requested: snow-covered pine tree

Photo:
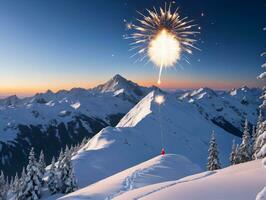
[60,147,77,194]
[11,173,19,194]
[64,145,69,156]
[229,140,238,165]
[38,150,46,185]
[255,40,266,158]
[253,111,264,158]
[73,144,79,156]
[17,167,27,200]
[5,176,10,193]
[38,151,46,177]
[207,132,221,171]
[57,149,65,170]
[234,144,241,164]
[9,176,14,192]
[255,122,266,158]
[238,119,251,163]
[55,148,65,191]
[251,125,257,159]
[20,148,42,200]
[47,157,59,194]
[0,171,7,200]
[70,145,77,157]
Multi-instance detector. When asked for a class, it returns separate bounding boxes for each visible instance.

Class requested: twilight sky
[0,0,265,97]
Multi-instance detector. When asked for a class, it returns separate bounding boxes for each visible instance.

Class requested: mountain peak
[45,89,54,95]
[180,87,217,100]
[93,74,132,93]
[92,74,149,103]
[1,95,20,106]
[112,74,127,82]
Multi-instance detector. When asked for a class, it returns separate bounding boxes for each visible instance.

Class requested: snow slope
[59,154,201,200]
[70,91,238,189]
[114,159,266,200]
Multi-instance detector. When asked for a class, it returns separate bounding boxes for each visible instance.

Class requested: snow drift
[114,159,266,200]
[60,154,201,200]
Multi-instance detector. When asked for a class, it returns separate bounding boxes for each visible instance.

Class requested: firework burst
[126,3,199,85]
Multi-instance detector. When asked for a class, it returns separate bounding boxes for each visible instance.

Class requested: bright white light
[148,29,181,68]
[155,95,165,105]
[127,3,199,85]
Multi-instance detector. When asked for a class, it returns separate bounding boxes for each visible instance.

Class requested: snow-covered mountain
[64,91,239,190]
[180,86,261,137]
[92,74,154,103]
[0,75,261,178]
[113,158,266,200]
[0,75,151,176]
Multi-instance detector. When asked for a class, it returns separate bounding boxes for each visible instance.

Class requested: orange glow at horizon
[0,81,100,97]
[0,78,261,97]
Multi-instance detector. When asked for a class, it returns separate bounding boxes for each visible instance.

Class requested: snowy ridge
[113,159,266,200]
[117,91,154,127]
[59,154,201,200]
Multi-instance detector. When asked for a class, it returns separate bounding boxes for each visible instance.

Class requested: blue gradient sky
[0,0,265,96]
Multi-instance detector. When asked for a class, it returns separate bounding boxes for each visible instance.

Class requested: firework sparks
[155,95,165,105]
[127,3,199,85]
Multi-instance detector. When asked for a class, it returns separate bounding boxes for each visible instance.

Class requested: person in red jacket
[161,148,165,155]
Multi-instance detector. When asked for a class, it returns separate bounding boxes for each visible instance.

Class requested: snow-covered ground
[59,154,201,200]
[68,91,238,189]
[113,159,266,200]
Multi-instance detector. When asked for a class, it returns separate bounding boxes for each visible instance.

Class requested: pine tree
[255,121,266,158]
[9,176,14,191]
[47,157,59,194]
[38,150,46,185]
[57,149,65,170]
[251,125,256,158]
[253,111,264,158]
[38,150,46,176]
[229,140,238,165]
[11,173,19,194]
[0,171,7,200]
[234,144,241,164]
[255,28,266,159]
[60,148,77,194]
[207,132,221,171]
[5,176,10,194]
[238,119,251,163]
[20,148,42,200]
[17,167,27,200]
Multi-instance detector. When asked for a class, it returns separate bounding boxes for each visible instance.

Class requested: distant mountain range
[0,74,261,176]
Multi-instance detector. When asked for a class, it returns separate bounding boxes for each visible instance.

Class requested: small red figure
[161,148,165,155]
